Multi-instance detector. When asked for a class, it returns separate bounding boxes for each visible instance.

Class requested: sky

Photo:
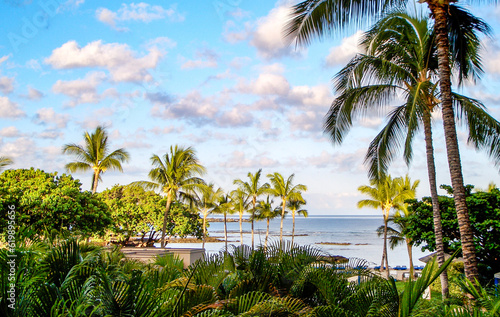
[1,0,500,216]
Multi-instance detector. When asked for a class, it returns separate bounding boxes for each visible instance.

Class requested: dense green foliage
[98,185,203,245]
[404,188,500,278]
[2,232,497,317]
[0,168,111,237]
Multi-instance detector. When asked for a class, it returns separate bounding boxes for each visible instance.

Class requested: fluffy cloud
[0,76,14,94]
[238,73,290,96]
[34,108,70,128]
[96,3,184,30]
[324,31,363,67]
[282,84,332,108]
[287,110,323,132]
[0,126,21,138]
[181,48,219,70]
[216,106,254,127]
[150,90,219,123]
[0,96,25,118]
[250,5,302,60]
[52,72,108,107]
[483,39,500,75]
[45,40,162,83]
[221,150,278,169]
[29,87,44,100]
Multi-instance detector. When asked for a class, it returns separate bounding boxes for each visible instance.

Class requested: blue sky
[1,0,500,215]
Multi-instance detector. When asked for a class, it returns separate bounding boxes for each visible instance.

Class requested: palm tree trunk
[161,194,173,248]
[202,211,207,249]
[92,170,99,194]
[382,212,390,279]
[423,110,449,297]
[428,2,479,284]
[406,237,414,278]
[291,211,296,245]
[251,197,256,249]
[280,200,286,243]
[239,210,243,245]
[224,211,228,251]
[265,218,270,248]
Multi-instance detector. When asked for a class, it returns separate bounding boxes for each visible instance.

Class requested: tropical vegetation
[358,175,419,278]
[284,0,500,286]
[62,125,130,194]
[132,145,206,248]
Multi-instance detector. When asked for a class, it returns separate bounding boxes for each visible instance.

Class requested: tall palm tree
[286,199,308,245]
[330,11,495,296]
[376,208,415,277]
[132,145,206,248]
[62,126,130,193]
[0,156,13,172]
[358,174,418,278]
[215,193,233,250]
[234,169,269,249]
[197,183,224,249]
[230,188,251,245]
[255,196,281,248]
[284,0,498,285]
[267,172,307,243]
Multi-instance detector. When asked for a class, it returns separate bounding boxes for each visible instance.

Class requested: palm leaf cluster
[3,230,499,316]
[62,126,130,194]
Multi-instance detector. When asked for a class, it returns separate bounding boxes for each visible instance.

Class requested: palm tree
[132,145,206,248]
[330,11,495,296]
[255,196,281,248]
[215,193,233,250]
[267,172,307,243]
[62,126,130,193]
[284,0,498,285]
[358,174,419,278]
[0,156,13,172]
[230,188,251,245]
[377,208,415,277]
[234,169,270,249]
[286,199,308,245]
[197,183,224,249]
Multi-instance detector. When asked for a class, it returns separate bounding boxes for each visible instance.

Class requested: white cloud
[216,106,254,127]
[229,56,252,69]
[96,3,184,30]
[223,21,252,44]
[0,55,9,65]
[38,130,64,139]
[0,76,14,94]
[45,40,162,83]
[0,96,25,118]
[181,48,219,70]
[288,110,322,132]
[24,87,44,100]
[238,73,290,96]
[52,71,107,107]
[0,126,21,138]
[34,108,70,128]
[150,90,220,123]
[284,84,332,108]
[324,31,363,67]
[250,5,303,60]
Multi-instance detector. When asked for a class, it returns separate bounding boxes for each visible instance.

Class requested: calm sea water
[162,215,431,268]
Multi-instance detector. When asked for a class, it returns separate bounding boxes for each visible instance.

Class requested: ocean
[162,215,431,268]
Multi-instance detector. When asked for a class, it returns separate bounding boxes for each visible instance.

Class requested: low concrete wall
[121,247,205,269]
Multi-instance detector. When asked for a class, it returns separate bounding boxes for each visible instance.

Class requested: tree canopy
[404,187,500,279]
[0,168,112,237]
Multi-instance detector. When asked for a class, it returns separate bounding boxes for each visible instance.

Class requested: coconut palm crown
[267,172,307,243]
[132,145,206,248]
[62,125,130,194]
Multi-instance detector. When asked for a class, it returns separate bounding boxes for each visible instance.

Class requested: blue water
[162,215,430,268]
